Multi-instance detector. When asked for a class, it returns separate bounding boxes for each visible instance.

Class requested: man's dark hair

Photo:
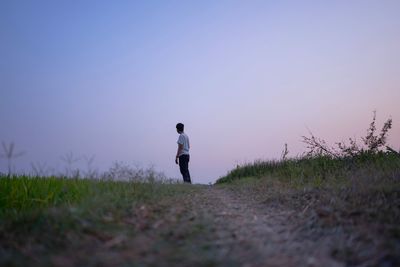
[176,123,184,132]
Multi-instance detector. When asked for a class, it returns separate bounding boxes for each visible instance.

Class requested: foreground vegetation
[213,114,400,265]
[216,152,400,185]
[216,152,400,266]
[0,176,182,214]
[1,152,400,266]
[0,177,205,266]
[218,111,399,185]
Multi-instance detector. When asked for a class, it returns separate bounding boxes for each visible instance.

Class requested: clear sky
[1,0,400,183]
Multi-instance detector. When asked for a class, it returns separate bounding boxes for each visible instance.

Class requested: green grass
[0,176,193,235]
[217,152,400,246]
[216,152,400,186]
[0,176,194,242]
[1,151,399,266]
[0,176,200,266]
[0,176,186,215]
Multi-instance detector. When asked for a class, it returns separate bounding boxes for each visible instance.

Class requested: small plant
[336,137,361,157]
[83,154,98,178]
[302,111,393,157]
[31,161,51,176]
[0,141,25,175]
[281,143,289,160]
[60,152,80,178]
[362,111,392,152]
[102,161,170,182]
[302,131,340,158]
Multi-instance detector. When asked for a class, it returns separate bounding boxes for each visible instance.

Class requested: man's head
[176,123,184,133]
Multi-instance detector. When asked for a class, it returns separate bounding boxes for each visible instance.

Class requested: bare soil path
[6,183,397,267]
[51,184,394,267]
[189,186,344,267]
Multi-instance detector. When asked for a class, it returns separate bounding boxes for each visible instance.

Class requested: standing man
[175,123,191,183]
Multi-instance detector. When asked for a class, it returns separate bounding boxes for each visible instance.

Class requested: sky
[1,0,400,184]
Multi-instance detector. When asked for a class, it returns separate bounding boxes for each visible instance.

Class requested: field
[1,152,400,266]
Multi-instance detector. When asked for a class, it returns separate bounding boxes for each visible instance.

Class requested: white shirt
[177,132,190,156]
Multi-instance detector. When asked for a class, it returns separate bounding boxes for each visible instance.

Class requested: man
[175,123,191,183]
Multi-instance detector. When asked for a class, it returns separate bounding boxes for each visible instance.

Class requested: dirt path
[189,186,344,267]
[10,183,395,267]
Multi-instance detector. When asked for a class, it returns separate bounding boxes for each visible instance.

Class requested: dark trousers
[179,154,191,183]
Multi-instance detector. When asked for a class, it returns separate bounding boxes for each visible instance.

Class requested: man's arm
[175,144,183,164]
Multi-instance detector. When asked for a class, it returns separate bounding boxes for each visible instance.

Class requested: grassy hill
[215,152,400,265]
[1,151,399,266]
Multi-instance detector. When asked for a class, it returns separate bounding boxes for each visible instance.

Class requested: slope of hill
[1,153,399,266]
